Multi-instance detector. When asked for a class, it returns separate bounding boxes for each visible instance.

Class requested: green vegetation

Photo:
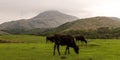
[22,27,120,39]
[0,35,45,43]
[0,35,120,60]
[63,27,120,39]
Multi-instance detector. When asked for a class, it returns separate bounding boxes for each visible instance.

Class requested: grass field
[0,35,120,60]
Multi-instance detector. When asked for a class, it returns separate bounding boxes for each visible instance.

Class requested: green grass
[0,35,120,60]
[0,35,45,43]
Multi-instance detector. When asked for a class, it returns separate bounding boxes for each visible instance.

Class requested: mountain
[56,17,120,32]
[0,10,78,34]
[23,17,120,35]
[109,17,120,21]
[29,10,78,28]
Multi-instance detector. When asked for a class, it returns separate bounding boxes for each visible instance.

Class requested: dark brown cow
[53,34,79,55]
[46,36,54,43]
[75,35,87,44]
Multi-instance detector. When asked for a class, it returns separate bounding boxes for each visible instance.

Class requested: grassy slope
[21,17,120,35]
[0,35,120,60]
[64,17,120,31]
[53,17,120,32]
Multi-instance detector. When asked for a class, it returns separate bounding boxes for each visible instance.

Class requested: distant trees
[1,28,25,34]
[2,26,120,39]
[63,27,120,39]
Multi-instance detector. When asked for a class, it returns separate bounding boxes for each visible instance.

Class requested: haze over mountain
[0,10,78,32]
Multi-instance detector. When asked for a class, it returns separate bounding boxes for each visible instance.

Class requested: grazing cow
[53,34,79,55]
[75,35,87,45]
[46,36,54,43]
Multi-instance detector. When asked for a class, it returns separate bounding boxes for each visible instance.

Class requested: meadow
[0,35,120,60]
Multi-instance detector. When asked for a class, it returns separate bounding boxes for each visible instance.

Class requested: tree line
[64,27,120,39]
[1,27,120,39]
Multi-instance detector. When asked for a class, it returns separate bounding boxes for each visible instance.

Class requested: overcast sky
[0,0,120,24]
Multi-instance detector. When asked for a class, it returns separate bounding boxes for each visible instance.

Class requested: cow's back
[75,35,85,40]
[54,34,75,46]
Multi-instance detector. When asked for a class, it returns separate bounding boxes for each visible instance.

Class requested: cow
[75,35,87,45]
[46,36,54,43]
[53,34,79,55]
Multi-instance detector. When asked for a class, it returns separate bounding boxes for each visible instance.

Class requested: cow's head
[74,45,79,54]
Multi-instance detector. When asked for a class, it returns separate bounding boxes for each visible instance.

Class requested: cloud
[0,0,120,24]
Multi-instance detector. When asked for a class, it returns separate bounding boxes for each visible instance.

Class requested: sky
[0,0,120,24]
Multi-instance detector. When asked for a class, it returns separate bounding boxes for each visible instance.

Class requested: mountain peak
[40,10,62,13]
[32,10,78,20]
[0,10,78,34]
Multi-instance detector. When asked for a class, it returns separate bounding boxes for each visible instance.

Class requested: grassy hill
[58,17,120,32]
[22,16,120,36]
[0,11,78,34]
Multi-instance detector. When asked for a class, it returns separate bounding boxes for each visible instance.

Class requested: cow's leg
[84,40,87,47]
[77,40,80,45]
[65,46,67,55]
[65,46,69,55]
[78,40,80,45]
[68,47,70,54]
[57,44,60,55]
[81,40,84,45]
[53,44,56,55]
[85,40,87,45]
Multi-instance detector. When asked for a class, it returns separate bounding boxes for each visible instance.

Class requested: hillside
[0,10,78,34]
[57,17,120,32]
[23,17,120,35]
